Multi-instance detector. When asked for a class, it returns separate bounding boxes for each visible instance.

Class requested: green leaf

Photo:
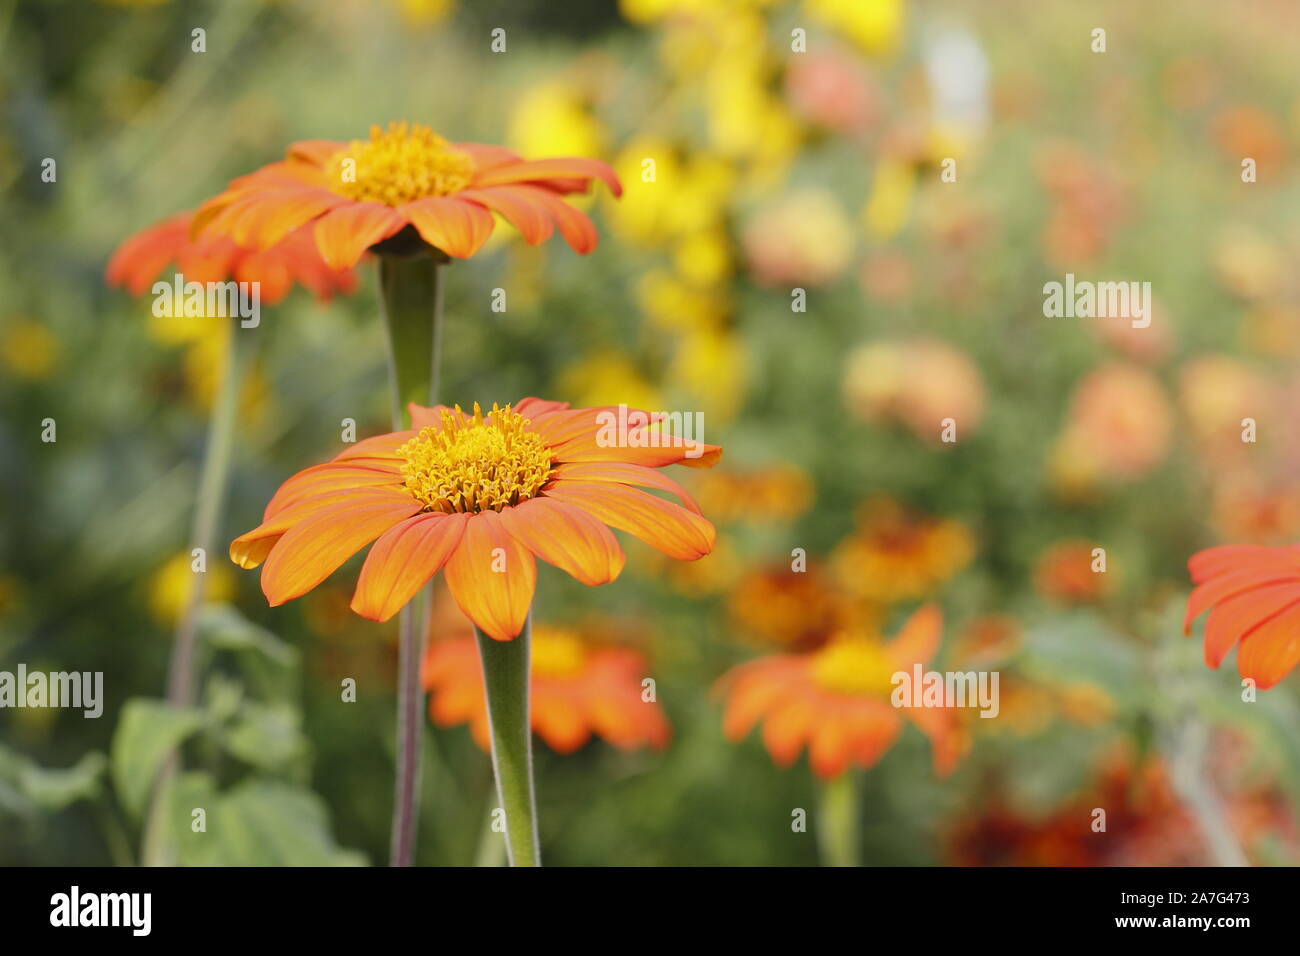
[178,779,366,866]
[110,698,203,819]
[199,603,300,700]
[221,702,308,770]
[19,751,108,811]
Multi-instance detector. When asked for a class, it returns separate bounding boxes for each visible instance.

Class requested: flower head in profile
[193,122,623,268]
[106,211,357,303]
[230,398,720,640]
[718,605,964,779]
[423,621,669,754]
[1184,544,1300,689]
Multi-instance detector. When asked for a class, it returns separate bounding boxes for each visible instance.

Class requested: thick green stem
[378,251,443,867]
[474,616,541,867]
[816,772,861,867]
[143,320,256,866]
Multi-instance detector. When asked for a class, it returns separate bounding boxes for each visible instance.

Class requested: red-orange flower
[193,122,622,268]
[718,606,964,780]
[423,623,669,754]
[1184,544,1300,689]
[106,211,357,304]
[230,398,720,641]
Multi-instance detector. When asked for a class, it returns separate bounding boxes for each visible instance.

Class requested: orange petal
[549,461,702,514]
[263,462,404,520]
[457,187,554,245]
[233,487,397,569]
[543,482,715,560]
[762,699,816,768]
[1203,582,1300,668]
[288,139,347,167]
[454,142,523,172]
[221,186,346,250]
[313,202,406,269]
[259,492,420,606]
[1236,601,1300,689]
[496,184,598,253]
[532,696,590,754]
[402,196,494,258]
[497,496,625,586]
[442,511,536,641]
[1184,569,1300,633]
[351,512,469,621]
[887,605,942,669]
[1188,545,1300,584]
[471,157,623,197]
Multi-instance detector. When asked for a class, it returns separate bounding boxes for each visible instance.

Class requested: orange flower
[193,122,622,268]
[1033,539,1110,605]
[106,211,356,304]
[230,398,721,641]
[1184,544,1300,689]
[718,606,964,779]
[423,623,669,754]
[830,497,974,604]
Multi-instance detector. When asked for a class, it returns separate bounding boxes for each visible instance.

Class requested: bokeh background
[3,0,1300,865]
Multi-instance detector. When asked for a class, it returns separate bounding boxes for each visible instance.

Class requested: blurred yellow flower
[558,349,664,412]
[393,0,455,26]
[668,326,746,422]
[636,269,729,333]
[148,551,236,626]
[806,0,904,56]
[1,319,61,381]
[693,463,814,526]
[509,81,606,164]
[863,157,917,240]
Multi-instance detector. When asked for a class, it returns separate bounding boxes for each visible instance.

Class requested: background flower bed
[2,0,1299,865]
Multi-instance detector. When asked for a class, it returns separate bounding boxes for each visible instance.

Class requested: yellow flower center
[325,122,475,205]
[810,635,898,697]
[530,626,587,679]
[398,403,552,513]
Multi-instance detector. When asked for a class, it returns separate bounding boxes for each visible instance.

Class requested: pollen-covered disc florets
[325,122,475,206]
[398,403,552,514]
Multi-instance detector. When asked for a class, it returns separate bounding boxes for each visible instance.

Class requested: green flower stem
[377,250,444,867]
[142,319,257,866]
[474,616,541,867]
[816,772,862,867]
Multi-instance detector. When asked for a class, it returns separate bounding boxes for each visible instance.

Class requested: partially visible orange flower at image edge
[230,398,721,641]
[192,122,622,267]
[718,605,966,780]
[423,623,669,753]
[1184,544,1300,688]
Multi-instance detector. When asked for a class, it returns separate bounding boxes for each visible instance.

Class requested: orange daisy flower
[718,606,964,780]
[423,622,670,754]
[106,211,357,304]
[192,122,623,269]
[230,398,721,641]
[1184,544,1300,689]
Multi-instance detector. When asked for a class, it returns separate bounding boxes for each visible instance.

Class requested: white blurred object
[922,25,990,141]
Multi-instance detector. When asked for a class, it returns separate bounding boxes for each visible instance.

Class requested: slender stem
[1169,715,1248,867]
[474,616,541,867]
[816,772,861,867]
[142,320,256,866]
[378,251,443,867]
[472,795,508,867]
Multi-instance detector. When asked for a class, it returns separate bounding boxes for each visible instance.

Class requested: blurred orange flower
[831,497,974,605]
[718,606,964,779]
[1033,539,1111,606]
[423,623,669,754]
[1184,544,1300,689]
[230,398,720,640]
[1051,362,1172,488]
[193,122,621,267]
[728,563,869,652]
[107,211,357,303]
[692,463,813,526]
[843,339,985,442]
